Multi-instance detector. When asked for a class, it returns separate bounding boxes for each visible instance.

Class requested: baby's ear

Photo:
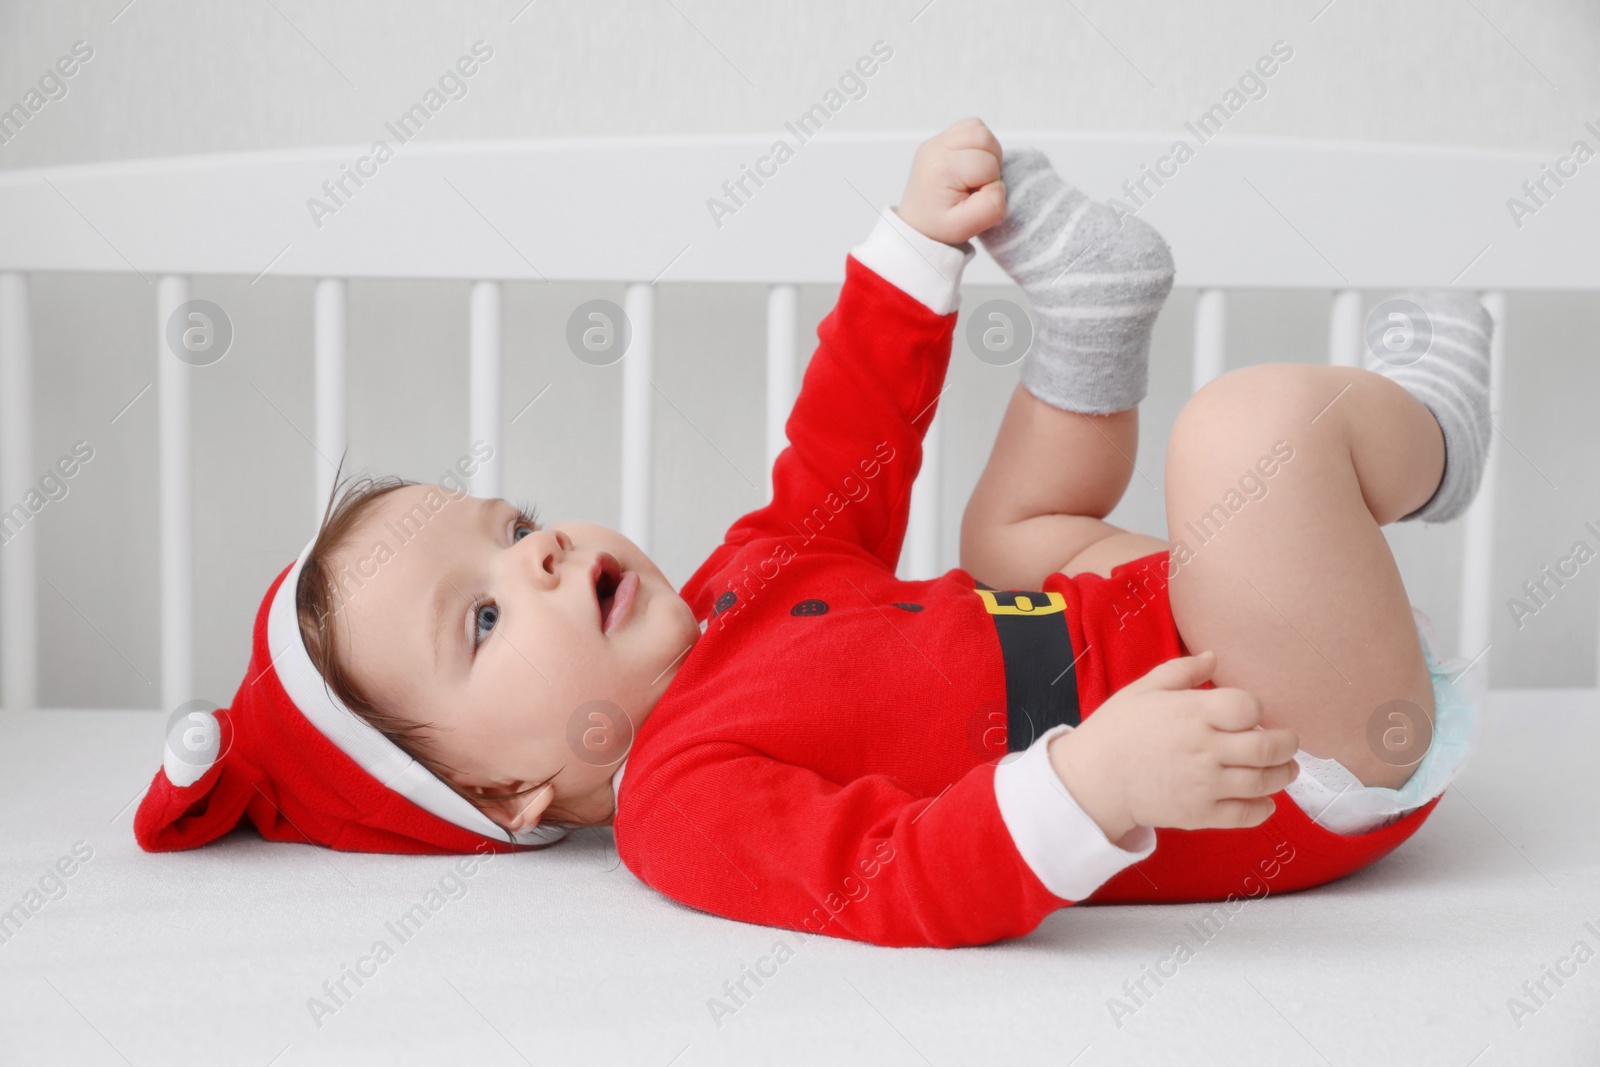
[461,781,557,833]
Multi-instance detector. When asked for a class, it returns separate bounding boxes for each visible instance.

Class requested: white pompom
[163,702,224,788]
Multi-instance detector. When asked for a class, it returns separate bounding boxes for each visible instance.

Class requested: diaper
[1283,606,1485,836]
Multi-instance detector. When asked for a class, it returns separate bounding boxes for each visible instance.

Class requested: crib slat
[158,275,192,712]
[1192,289,1228,391]
[1457,292,1503,681]
[314,278,346,520]
[468,281,502,499]
[765,285,798,498]
[621,283,653,553]
[0,272,36,710]
[1328,289,1363,367]
[906,408,942,579]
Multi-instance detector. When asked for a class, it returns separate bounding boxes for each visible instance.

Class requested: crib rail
[1,133,1593,710]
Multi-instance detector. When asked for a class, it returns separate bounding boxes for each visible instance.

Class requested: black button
[891,602,924,612]
[714,591,737,615]
[791,599,829,616]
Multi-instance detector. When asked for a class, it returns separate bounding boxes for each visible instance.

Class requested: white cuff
[848,206,975,316]
[993,723,1157,901]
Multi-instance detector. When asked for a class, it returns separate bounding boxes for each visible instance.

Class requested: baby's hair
[294,457,549,819]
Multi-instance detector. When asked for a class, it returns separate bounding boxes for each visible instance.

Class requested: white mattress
[3,690,1596,1065]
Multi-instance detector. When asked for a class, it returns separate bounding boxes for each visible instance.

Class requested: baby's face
[326,484,700,830]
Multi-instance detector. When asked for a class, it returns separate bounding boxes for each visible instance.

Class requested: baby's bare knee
[1170,364,1334,464]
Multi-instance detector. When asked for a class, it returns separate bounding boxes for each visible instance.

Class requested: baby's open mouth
[593,554,639,635]
[596,567,619,615]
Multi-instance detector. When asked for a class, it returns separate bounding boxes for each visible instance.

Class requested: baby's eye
[513,503,541,542]
[513,523,535,543]
[473,601,500,648]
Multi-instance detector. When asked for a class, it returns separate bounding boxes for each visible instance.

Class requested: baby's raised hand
[1048,650,1303,842]
[895,117,1007,247]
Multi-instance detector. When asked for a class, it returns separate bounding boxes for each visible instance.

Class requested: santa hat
[134,537,570,854]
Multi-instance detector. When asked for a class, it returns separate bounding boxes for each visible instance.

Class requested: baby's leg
[959,148,1174,589]
[1163,354,1469,790]
[961,386,1169,588]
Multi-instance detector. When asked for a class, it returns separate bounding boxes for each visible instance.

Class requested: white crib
[3,131,1598,1065]
[0,131,1594,710]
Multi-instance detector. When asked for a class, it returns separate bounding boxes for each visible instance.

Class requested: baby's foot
[977,148,1175,415]
[1363,291,1494,523]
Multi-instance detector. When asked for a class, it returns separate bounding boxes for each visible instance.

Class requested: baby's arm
[684,120,1004,601]
[613,738,1155,949]
[613,656,1297,948]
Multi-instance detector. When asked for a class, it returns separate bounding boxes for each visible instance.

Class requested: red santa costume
[135,206,1481,951]
[607,208,1482,948]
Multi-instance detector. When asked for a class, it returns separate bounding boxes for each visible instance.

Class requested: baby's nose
[513,526,567,584]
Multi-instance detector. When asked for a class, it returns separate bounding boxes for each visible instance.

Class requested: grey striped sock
[976,147,1175,415]
[1363,291,1494,523]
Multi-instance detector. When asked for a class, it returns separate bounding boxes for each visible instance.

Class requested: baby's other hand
[895,117,1006,248]
[1048,650,1302,841]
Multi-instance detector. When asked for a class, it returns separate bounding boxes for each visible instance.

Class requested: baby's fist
[895,117,1006,247]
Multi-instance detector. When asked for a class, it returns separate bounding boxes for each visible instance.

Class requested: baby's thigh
[1160,368,1433,790]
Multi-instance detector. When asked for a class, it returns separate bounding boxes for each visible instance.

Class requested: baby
[137,118,1486,949]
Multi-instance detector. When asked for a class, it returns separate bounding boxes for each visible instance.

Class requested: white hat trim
[266,537,568,847]
[163,719,218,788]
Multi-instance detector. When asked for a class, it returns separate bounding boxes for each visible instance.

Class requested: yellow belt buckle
[975,588,1066,616]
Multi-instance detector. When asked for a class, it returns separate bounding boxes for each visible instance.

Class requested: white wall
[2,0,1597,707]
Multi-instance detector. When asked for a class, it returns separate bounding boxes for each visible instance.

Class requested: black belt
[974,581,1082,752]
